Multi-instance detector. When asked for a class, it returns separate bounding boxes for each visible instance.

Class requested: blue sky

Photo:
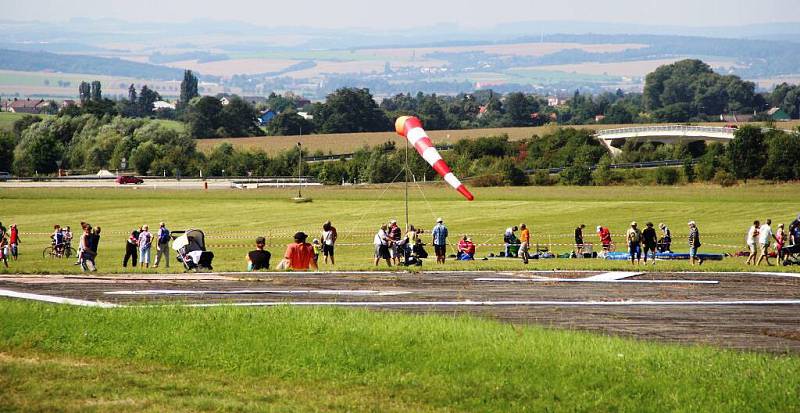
[2,0,798,28]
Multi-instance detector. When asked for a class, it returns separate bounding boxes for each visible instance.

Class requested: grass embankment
[1,299,798,412]
[195,121,800,155]
[1,184,799,274]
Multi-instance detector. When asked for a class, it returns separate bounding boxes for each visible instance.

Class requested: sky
[2,0,798,28]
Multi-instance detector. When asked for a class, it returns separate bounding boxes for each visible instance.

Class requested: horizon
[2,0,799,29]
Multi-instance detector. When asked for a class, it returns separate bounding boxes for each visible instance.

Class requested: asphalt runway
[2,270,799,353]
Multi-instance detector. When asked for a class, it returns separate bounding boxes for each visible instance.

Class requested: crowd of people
[1,213,798,272]
[745,216,800,266]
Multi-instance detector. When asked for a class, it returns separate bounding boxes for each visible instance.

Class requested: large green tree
[179,70,199,107]
[185,96,223,138]
[265,111,314,136]
[13,121,66,175]
[314,88,389,133]
[727,125,767,181]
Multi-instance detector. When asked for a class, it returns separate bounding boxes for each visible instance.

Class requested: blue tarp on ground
[604,251,724,261]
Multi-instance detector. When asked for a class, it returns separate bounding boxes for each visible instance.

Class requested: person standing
[0,222,7,268]
[90,227,101,270]
[8,224,20,261]
[246,236,271,271]
[79,224,97,272]
[138,224,152,269]
[757,219,775,266]
[373,224,392,267]
[123,227,140,268]
[388,219,402,265]
[574,224,585,255]
[597,226,613,251]
[775,223,786,263]
[688,221,703,266]
[281,232,317,271]
[658,223,672,253]
[642,222,658,265]
[321,221,337,265]
[519,224,531,264]
[626,222,642,265]
[432,218,449,264]
[154,222,170,269]
[745,220,760,265]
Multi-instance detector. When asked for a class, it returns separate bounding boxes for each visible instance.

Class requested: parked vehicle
[0,171,11,181]
[115,175,144,185]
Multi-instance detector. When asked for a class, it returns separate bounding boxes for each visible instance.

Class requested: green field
[1,300,798,412]
[1,184,798,274]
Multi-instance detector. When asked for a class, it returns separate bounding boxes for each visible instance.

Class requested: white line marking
[583,272,643,281]
[0,289,119,308]
[182,300,800,308]
[474,278,719,284]
[104,289,411,296]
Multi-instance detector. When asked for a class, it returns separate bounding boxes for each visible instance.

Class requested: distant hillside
[0,49,186,80]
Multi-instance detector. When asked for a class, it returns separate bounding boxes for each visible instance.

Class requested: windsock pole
[395,116,474,201]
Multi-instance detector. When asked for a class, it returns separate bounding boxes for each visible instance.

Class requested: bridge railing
[596,125,738,137]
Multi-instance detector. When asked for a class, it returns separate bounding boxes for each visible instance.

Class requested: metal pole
[297,141,302,198]
[404,134,409,231]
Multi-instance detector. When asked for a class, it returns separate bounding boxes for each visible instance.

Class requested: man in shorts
[574,224,585,255]
[519,224,530,264]
[432,218,449,264]
[745,220,760,265]
[246,236,271,271]
[757,219,776,266]
[642,222,658,265]
[626,221,642,265]
[373,224,392,267]
[321,221,337,265]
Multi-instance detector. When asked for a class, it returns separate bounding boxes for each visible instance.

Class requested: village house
[8,98,47,114]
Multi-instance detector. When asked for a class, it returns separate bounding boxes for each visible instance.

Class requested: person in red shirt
[597,226,613,251]
[457,236,476,260]
[281,232,318,271]
[9,224,20,261]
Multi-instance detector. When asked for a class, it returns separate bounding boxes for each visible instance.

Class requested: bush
[655,167,679,185]
[471,174,505,187]
[713,170,737,187]
[531,170,554,186]
[559,164,592,186]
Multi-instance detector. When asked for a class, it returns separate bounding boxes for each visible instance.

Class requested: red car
[115,175,144,185]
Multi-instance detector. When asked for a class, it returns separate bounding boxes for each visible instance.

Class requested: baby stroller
[171,229,214,271]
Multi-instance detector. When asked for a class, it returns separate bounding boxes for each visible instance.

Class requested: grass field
[1,300,798,412]
[1,184,798,274]
[0,112,182,134]
[195,121,800,155]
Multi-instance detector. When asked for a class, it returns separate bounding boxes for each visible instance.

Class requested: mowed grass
[195,121,800,155]
[1,300,799,412]
[1,184,799,274]
[0,111,53,132]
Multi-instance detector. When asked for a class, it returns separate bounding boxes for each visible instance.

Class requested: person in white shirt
[745,220,759,265]
[373,224,391,267]
[757,219,776,266]
[321,221,337,265]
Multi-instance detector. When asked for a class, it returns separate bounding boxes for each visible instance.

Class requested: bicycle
[43,243,75,259]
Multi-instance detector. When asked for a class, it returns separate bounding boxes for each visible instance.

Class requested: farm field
[1,184,799,275]
[195,121,800,155]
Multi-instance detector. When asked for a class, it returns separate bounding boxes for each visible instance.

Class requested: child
[311,238,321,265]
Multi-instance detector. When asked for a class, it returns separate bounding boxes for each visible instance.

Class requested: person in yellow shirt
[519,223,531,264]
[626,221,643,265]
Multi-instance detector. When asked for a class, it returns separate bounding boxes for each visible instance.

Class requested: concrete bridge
[595,125,738,156]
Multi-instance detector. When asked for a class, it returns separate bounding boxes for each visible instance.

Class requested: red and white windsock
[395,116,474,201]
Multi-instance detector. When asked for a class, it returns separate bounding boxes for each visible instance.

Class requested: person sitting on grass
[457,236,476,261]
[278,232,317,271]
[246,236,271,271]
